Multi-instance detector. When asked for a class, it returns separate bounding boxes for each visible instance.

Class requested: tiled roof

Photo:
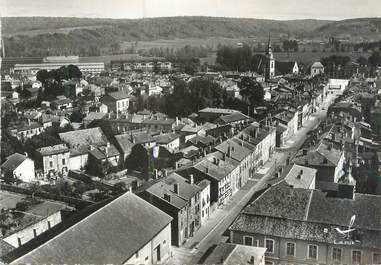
[1,153,29,172]
[83,112,107,122]
[232,181,381,248]
[204,243,266,265]
[193,155,235,181]
[37,144,69,156]
[276,61,297,75]
[114,134,135,154]
[311,62,324,68]
[294,141,343,167]
[214,138,251,162]
[89,144,120,160]
[105,91,134,100]
[187,135,215,146]
[284,164,317,189]
[243,181,311,220]
[199,107,238,114]
[59,127,108,154]
[230,214,380,249]
[146,173,201,209]
[153,133,180,144]
[217,112,249,124]
[7,193,172,264]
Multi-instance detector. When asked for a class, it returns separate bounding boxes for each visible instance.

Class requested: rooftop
[146,173,201,209]
[37,144,69,156]
[203,243,266,265]
[6,192,172,264]
[1,153,30,172]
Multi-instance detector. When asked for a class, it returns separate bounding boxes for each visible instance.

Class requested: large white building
[13,62,105,75]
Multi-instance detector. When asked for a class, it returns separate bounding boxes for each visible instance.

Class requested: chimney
[190,174,194,185]
[176,117,179,126]
[173,183,179,195]
[28,119,31,126]
[297,170,303,179]
[164,194,171,202]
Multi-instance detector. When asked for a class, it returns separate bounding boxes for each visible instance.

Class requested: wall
[231,230,378,265]
[4,211,62,248]
[69,154,88,171]
[42,151,70,176]
[14,158,35,183]
[123,223,171,265]
[200,184,210,226]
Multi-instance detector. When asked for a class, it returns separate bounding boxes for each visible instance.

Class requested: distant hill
[2,16,331,38]
[2,16,380,58]
[311,17,381,40]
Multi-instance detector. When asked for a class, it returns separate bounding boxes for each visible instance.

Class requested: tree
[70,111,85,123]
[188,78,224,112]
[36,69,49,84]
[113,182,127,195]
[368,51,381,67]
[126,144,150,180]
[239,77,264,108]
[36,87,43,105]
[356,56,368,66]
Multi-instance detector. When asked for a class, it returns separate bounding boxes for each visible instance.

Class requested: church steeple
[265,32,275,81]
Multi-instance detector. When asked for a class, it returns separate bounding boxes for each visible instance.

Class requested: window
[332,248,342,262]
[265,239,274,254]
[286,242,295,256]
[145,256,149,261]
[62,158,66,165]
[352,250,362,264]
[373,252,381,264]
[253,240,259,247]
[163,240,166,245]
[49,161,53,168]
[243,236,253,246]
[308,245,318,260]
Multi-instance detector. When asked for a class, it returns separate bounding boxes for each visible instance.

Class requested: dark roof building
[5,192,172,265]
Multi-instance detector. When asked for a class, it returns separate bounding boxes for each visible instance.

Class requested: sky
[1,0,381,20]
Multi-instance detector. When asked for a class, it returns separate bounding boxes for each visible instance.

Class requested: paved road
[167,95,335,264]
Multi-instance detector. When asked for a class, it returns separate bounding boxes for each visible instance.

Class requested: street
[167,94,335,265]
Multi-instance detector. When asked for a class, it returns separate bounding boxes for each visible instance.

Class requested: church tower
[265,34,275,81]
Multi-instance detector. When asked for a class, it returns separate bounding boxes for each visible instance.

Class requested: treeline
[140,45,210,61]
[321,51,381,67]
[216,45,268,72]
[133,77,264,118]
